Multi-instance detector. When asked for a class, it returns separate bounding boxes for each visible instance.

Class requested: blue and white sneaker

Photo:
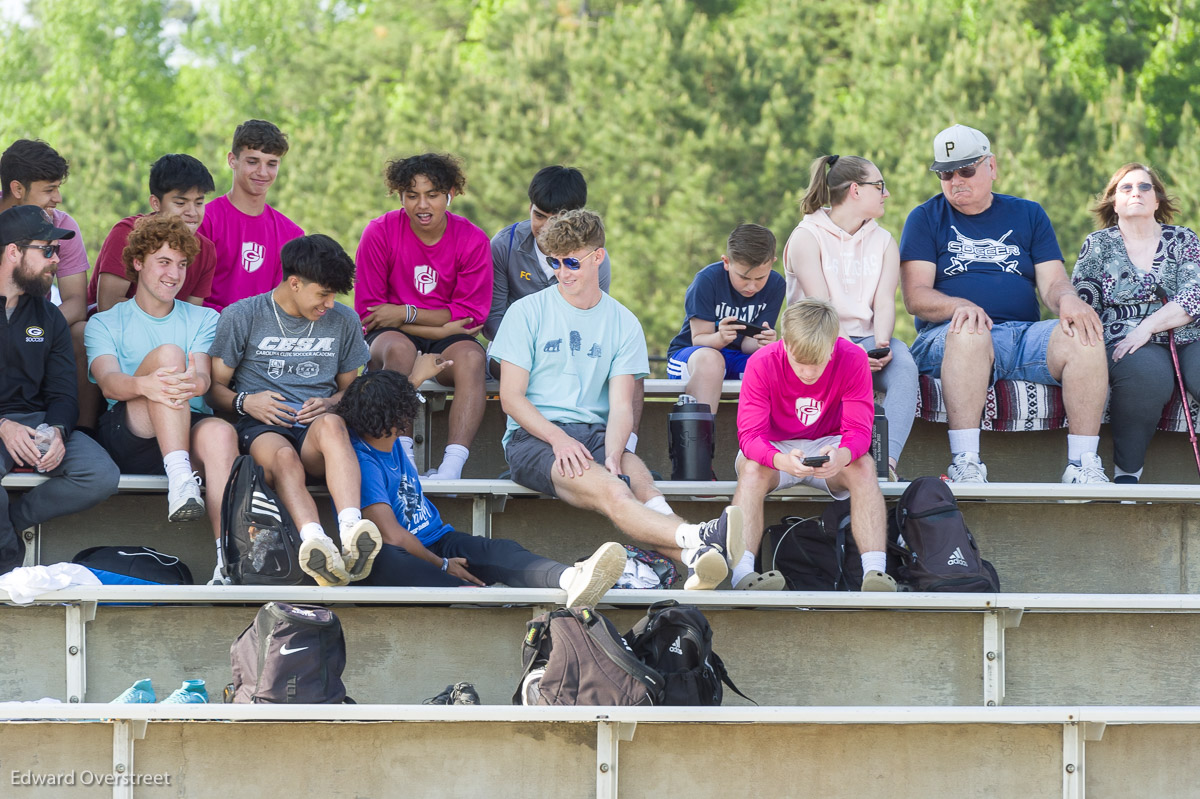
[110,678,156,704]
[161,679,208,704]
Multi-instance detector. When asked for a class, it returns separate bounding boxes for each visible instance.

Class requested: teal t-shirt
[84,298,220,413]
[490,286,649,448]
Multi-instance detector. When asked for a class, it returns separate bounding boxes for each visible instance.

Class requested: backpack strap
[708,651,756,705]
[511,614,553,705]
[577,608,665,693]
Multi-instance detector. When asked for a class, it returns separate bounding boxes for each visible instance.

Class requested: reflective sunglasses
[546,248,599,271]
[936,156,988,181]
[1117,182,1154,194]
[858,180,887,193]
[17,243,60,258]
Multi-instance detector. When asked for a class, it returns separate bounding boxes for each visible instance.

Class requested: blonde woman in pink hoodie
[783,155,917,480]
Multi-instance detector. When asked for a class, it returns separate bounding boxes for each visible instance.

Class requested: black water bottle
[871,402,889,478]
[668,398,716,480]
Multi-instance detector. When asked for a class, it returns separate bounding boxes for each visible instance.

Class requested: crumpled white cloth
[613,557,663,590]
[0,563,101,604]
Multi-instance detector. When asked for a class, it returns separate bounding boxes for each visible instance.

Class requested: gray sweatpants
[851,336,919,463]
[0,412,120,560]
[1108,342,1200,472]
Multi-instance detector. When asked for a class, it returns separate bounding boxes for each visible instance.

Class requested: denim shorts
[910,319,1060,386]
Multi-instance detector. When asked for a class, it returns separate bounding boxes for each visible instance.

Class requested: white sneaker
[861,570,898,592]
[299,535,350,587]
[947,452,988,483]
[341,519,382,582]
[167,471,205,522]
[565,541,626,607]
[1062,452,1109,484]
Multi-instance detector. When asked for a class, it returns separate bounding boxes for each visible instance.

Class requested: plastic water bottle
[668,399,716,480]
[870,403,889,478]
[34,424,55,472]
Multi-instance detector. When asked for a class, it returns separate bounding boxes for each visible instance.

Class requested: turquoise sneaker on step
[161,679,208,704]
[110,678,156,704]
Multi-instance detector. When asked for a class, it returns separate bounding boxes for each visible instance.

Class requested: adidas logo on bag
[947,547,968,567]
[668,636,684,656]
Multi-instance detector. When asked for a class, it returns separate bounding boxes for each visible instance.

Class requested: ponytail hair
[799,154,875,215]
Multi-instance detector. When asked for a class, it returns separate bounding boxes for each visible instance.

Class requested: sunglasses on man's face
[546,248,599,271]
[936,156,988,182]
[1117,182,1154,194]
[17,243,60,258]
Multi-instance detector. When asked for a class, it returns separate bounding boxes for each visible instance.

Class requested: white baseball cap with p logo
[930,124,991,172]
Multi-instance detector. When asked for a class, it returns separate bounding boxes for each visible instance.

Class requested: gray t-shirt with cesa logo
[209,291,369,403]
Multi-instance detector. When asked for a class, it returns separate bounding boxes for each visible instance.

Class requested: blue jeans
[911,319,1060,386]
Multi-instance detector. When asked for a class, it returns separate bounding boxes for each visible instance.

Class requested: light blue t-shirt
[490,286,649,448]
[84,299,220,413]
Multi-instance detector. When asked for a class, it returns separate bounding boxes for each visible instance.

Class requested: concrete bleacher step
[6,587,1200,711]
[1,703,1198,798]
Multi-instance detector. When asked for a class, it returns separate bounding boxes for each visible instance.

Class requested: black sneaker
[423,682,480,705]
[695,505,745,568]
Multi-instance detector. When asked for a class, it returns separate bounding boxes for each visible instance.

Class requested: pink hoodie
[784,208,894,337]
[737,338,874,467]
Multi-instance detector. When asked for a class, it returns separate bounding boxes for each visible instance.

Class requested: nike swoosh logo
[279,645,309,655]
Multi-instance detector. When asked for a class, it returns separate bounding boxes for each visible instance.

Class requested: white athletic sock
[399,436,416,467]
[431,444,469,480]
[1114,465,1144,480]
[337,507,362,537]
[558,567,578,591]
[675,523,702,550]
[948,429,980,457]
[731,550,756,587]
[644,495,673,516]
[1067,434,1100,464]
[163,450,192,482]
[625,432,639,454]
[215,539,225,570]
[861,551,887,575]
[299,522,326,542]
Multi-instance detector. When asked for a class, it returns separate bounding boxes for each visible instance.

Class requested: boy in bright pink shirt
[198,120,304,312]
[355,153,492,480]
[732,299,895,592]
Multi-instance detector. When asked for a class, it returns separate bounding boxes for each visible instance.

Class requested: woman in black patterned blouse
[1071,163,1200,483]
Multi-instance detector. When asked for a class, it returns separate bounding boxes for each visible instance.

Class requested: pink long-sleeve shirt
[737,337,874,468]
[354,209,493,324]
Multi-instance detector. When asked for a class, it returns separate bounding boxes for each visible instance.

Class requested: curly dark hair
[335,370,421,439]
[122,215,200,281]
[384,153,466,195]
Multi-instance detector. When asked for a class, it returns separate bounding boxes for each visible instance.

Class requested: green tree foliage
[1,0,1197,353]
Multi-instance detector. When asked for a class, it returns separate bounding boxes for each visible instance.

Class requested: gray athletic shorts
[505,423,609,498]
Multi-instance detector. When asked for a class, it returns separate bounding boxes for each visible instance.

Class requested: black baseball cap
[0,205,76,248]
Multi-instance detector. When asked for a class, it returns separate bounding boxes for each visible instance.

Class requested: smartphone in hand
[866,347,891,359]
[738,321,765,337]
[801,455,830,467]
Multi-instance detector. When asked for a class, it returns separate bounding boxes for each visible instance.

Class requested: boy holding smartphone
[730,299,895,592]
[666,224,785,414]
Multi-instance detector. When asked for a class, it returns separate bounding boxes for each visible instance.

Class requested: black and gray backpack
[892,477,1000,592]
[220,455,312,585]
[625,600,751,706]
[229,602,349,703]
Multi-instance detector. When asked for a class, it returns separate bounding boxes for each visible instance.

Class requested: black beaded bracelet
[235,392,248,416]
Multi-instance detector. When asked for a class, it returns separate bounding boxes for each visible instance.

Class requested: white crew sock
[163,450,192,482]
[675,522,702,550]
[337,507,362,537]
[731,550,756,587]
[215,539,225,571]
[861,551,887,575]
[558,567,578,591]
[428,444,469,480]
[644,495,673,516]
[1067,434,1100,464]
[625,432,639,454]
[948,428,980,457]
[399,436,416,467]
[299,522,326,542]
[1114,465,1143,480]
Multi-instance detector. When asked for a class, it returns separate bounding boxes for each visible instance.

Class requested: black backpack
[72,545,193,584]
[892,477,1000,592]
[625,600,751,706]
[759,500,902,591]
[229,602,349,703]
[514,607,664,706]
[220,455,312,586]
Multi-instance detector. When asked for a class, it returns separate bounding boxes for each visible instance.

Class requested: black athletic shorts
[365,327,482,356]
[235,415,311,454]
[97,402,211,474]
